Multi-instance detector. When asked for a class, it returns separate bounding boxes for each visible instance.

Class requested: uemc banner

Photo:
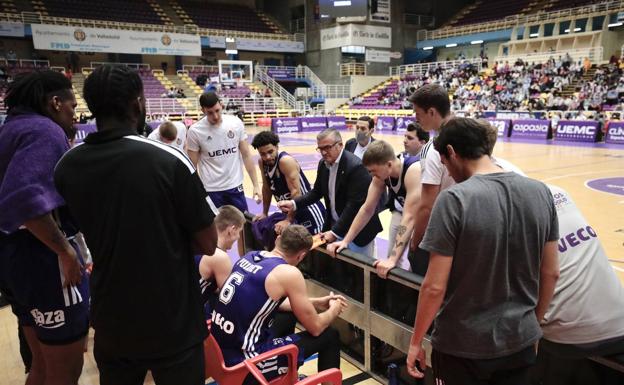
[555,120,598,142]
[32,24,201,56]
[320,24,391,50]
[327,116,347,130]
[511,119,550,139]
[300,117,327,132]
[271,118,300,134]
[606,121,624,144]
[395,116,415,131]
[488,119,511,137]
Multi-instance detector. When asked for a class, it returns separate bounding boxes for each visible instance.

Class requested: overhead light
[225,49,238,55]
[574,27,581,32]
[608,22,623,27]
[225,37,235,43]
[423,46,434,50]
[320,14,330,18]
[470,40,484,45]
[529,33,539,37]
[334,0,352,6]
[564,29,570,33]
[445,43,457,47]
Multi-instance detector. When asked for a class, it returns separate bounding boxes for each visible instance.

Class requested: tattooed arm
[374,164,422,278]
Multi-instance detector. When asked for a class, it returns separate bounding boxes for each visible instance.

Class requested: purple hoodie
[0,110,69,233]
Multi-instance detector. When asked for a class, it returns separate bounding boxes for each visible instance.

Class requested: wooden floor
[1,127,623,385]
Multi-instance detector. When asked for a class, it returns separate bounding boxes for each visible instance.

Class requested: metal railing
[13,11,300,42]
[416,0,624,40]
[182,65,219,73]
[254,65,298,109]
[0,58,50,67]
[222,97,288,111]
[340,63,366,77]
[290,18,305,33]
[390,58,483,77]
[91,62,151,70]
[495,47,604,65]
[146,98,188,114]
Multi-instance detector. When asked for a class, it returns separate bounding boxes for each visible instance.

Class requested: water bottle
[387,363,399,385]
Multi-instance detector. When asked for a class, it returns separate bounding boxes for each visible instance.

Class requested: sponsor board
[555,120,598,143]
[395,116,415,132]
[271,118,300,134]
[511,119,550,139]
[299,117,328,132]
[605,121,624,144]
[376,116,395,131]
[32,24,201,56]
[488,119,511,137]
[327,116,347,130]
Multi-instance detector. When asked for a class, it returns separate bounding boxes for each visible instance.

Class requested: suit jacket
[344,136,376,154]
[294,150,382,247]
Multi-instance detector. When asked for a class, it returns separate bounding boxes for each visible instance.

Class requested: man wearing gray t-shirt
[405,117,560,385]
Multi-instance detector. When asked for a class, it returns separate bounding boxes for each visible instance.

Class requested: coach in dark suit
[344,116,376,158]
[278,128,382,256]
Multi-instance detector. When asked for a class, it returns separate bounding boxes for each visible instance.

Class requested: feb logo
[227,130,235,139]
[161,34,172,46]
[73,29,86,42]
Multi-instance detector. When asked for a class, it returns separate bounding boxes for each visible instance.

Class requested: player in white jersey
[186,92,260,213]
[532,185,624,384]
[406,84,453,274]
[147,121,187,151]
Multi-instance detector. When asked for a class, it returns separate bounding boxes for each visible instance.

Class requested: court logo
[73,29,86,42]
[227,130,235,139]
[161,34,172,46]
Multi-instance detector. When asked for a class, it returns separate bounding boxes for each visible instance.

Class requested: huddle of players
[214,84,624,384]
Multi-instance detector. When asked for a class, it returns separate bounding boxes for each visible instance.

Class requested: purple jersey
[211,250,287,367]
[264,151,324,233]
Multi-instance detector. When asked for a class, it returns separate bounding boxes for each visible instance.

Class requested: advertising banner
[327,116,347,130]
[555,120,599,142]
[605,121,624,144]
[32,24,201,56]
[511,119,550,139]
[320,24,391,50]
[365,49,390,63]
[299,117,328,132]
[395,116,415,131]
[0,22,24,37]
[488,119,512,137]
[207,36,304,53]
[271,118,300,134]
[376,116,395,131]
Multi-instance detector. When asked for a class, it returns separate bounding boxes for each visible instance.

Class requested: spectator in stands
[408,84,454,275]
[327,140,421,275]
[406,117,560,385]
[529,185,624,385]
[65,68,73,81]
[7,49,17,61]
[55,65,218,385]
[209,225,347,384]
[0,69,87,385]
[176,88,186,98]
[250,131,325,249]
[264,88,272,97]
[277,128,382,257]
[345,116,376,159]
[186,91,261,214]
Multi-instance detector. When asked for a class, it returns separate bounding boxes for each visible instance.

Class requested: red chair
[295,369,342,384]
[204,330,298,385]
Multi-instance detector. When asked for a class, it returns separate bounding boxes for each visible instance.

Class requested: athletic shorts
[207,184,248,213]
[0,230,89,345]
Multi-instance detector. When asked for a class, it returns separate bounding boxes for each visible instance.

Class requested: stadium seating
[451,0,530,27]
[38,0,163,24]
[173,1,276,34]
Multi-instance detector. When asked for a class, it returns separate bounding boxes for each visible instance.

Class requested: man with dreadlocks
[0,70,87,385]
[54,65,219,385]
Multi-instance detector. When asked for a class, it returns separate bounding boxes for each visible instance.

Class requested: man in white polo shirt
[187,92,260,213]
